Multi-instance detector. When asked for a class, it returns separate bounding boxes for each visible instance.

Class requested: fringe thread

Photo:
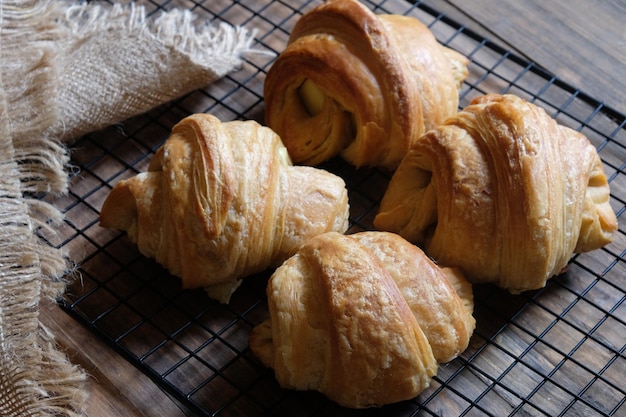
[0,0,258,415]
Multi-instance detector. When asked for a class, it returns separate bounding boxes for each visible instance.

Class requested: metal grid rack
[50,0,625,416]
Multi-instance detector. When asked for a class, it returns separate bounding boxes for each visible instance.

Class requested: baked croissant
[263,0,469,170]
[249,231,475,408]
[99,114,350,303]
[374,94,618,293]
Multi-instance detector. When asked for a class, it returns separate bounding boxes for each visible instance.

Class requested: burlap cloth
[0,1,259,415]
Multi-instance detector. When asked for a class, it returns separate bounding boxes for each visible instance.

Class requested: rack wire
[51,0,625,416]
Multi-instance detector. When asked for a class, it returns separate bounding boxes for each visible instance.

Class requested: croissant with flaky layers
[264,0,469,170]
[99,114,349,303]
[249,231,475,408]
[374,94,618,293]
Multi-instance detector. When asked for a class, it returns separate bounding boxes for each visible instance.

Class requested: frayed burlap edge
[0,1,86,416]
[0,132,83,417]
[54,1,263,141]
[0,1,258,415]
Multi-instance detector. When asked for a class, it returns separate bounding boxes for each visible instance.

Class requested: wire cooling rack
[50,0,626,416]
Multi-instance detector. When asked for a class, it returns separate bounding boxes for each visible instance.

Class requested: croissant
[99,114,350,303]
[249,231,475,408]
[263,0,469,170]
[374,94,618,293]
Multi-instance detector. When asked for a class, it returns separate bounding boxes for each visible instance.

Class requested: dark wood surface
[428,0,626,114]
[41,300,189,417]
[42,1,625,416]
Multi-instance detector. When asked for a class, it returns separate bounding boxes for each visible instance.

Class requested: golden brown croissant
[263,0,469,170]
[99,114,350,303]
[374,94,618,293]
[249,231,475,408]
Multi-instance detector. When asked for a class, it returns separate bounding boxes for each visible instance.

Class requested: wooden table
[41,1,625,416]
[429,0,625,115]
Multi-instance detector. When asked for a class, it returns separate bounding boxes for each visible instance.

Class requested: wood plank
[40,300,189,417]
[427,0,626,114]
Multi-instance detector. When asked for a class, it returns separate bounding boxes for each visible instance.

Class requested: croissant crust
[99,114,349,303]
[375,94,618,292]
[249,231,475,408]
[263,0,469,169]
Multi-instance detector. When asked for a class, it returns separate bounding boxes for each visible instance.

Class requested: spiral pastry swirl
[264,0,469,169]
